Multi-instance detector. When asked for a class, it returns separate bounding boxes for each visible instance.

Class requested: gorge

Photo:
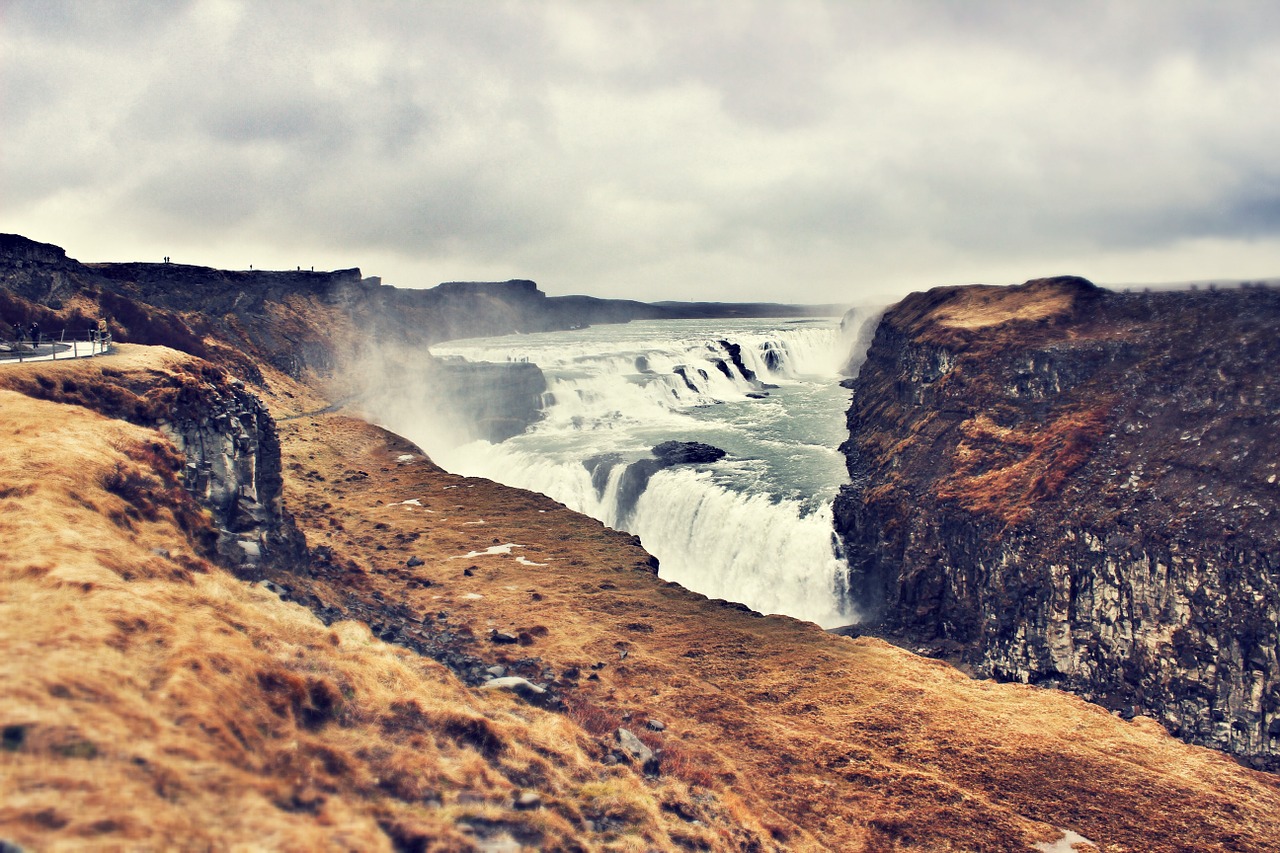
[3,234,1280,851]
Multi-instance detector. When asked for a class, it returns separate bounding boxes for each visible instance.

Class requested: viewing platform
[0,333,112,364]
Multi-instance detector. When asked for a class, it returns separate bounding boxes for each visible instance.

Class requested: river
[396,316,874,627]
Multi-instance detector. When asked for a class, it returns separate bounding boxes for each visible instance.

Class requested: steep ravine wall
[834,278,1280,769]
[158,376,307,572]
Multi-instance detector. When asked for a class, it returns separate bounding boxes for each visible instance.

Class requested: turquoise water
[402,317,868,626]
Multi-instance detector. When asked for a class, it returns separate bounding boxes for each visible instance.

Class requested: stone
[490,629,519,644]
[513,790,542,810]
[614,727,654,766]
[646,719,666,732]
[406,555,424,567]
[486,665,507,678]
[482,676,547,700]
[254,579,287,597]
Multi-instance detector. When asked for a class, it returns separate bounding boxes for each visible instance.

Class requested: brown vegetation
[5,343,1280,851]
[938,404,1112,526]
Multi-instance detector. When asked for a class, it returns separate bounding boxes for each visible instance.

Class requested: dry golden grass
[5,345,1280,851]
[0,381,766,851]
[938,405,1111,526]
[932,282,1078,330]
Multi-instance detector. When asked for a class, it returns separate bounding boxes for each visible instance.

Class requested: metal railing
[0,330,113,363]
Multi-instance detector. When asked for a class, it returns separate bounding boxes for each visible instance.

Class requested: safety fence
[0,330,113,363]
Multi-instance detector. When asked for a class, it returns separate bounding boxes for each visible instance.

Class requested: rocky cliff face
[834,277,1280,769]
[157,374,307,572]
[0,353,307,576]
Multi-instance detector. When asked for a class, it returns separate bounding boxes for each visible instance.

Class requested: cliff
[7,238,1280,850]
[834,276,1280,769]
[7,345,1280,851]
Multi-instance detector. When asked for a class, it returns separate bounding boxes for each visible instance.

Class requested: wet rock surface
[615,441,728,521]
[835,278,1280,769]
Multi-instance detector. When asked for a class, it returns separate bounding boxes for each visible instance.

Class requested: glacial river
[406,317,874,627]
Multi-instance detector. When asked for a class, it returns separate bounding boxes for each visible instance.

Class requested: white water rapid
[387,316,875,628]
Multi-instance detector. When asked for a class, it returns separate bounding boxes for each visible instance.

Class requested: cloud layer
[4,0,1280,302]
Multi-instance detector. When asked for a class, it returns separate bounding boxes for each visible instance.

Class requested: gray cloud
[3,0,1279,302]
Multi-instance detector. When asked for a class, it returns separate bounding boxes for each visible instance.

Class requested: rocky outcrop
[159,377,307,572]
[424,359,548,443]
[0,353,307,576]
[614,442,727,521]
[834,277,1280,769]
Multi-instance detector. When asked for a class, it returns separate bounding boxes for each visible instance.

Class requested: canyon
[834,277,1280,771]
[3,236,1280,851]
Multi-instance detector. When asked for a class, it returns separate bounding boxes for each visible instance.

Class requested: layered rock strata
[834,277,1280,769]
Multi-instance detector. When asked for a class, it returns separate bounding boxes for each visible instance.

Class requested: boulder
[615,727,654,767]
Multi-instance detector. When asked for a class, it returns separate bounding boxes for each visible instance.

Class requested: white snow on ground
[1034,829,1098,852]
[449,543,547,565]
[452,543,523,559]
[398,498,422,506]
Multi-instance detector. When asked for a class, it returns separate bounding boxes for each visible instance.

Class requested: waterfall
[379,317,872,628]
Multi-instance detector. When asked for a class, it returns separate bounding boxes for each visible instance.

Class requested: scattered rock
[486,665,507,678]
[647,719,666,732]
[513,790,542,811]
[490,630,519,644]
[481,676,551,705]
[406,556,424,568]
[615,727,654,766]
[254,579,287,597]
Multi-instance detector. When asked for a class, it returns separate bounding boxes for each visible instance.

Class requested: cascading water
[388,317,874,628]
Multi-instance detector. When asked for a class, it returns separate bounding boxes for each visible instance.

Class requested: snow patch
[1034,829,1097,852]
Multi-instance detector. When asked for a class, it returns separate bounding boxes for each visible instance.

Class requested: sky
[3,1,1280,304]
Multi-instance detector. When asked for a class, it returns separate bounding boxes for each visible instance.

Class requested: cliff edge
[834,276,1280,769]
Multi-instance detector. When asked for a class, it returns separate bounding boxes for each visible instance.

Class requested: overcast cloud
[3,0,1280,303]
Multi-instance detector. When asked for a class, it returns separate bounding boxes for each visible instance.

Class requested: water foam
[409,318,877,627]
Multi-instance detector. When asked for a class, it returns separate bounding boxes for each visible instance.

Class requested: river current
[402,317,872,627]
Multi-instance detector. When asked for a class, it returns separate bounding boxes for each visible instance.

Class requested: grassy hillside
[4,346,1280,851]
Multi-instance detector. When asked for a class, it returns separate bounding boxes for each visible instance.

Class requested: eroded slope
[5,334,1280,851]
